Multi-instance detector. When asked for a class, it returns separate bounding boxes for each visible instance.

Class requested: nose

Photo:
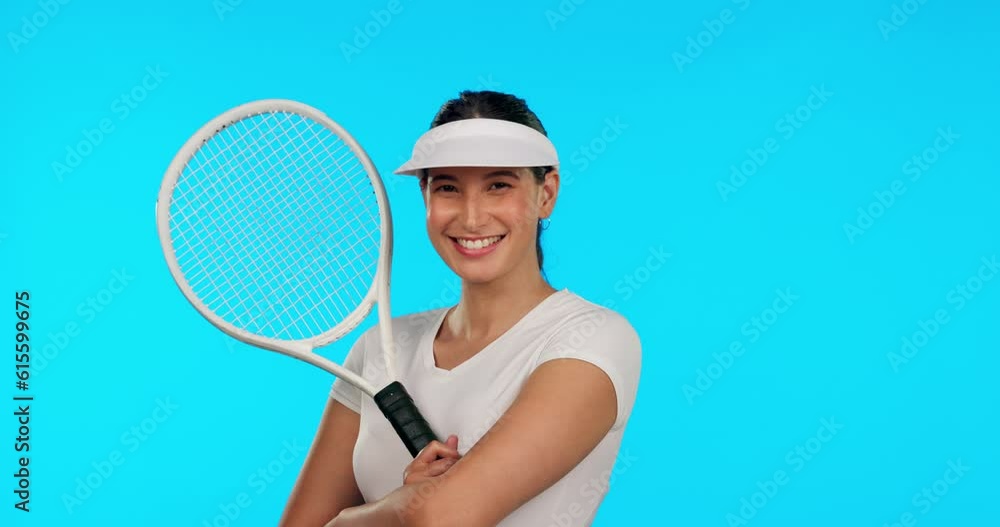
[460,192,487,231]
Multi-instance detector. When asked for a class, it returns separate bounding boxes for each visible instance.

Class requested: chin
[450,263,504,284]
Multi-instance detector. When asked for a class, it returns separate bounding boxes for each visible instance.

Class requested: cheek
[425,199,454,229]
[502,197,538,231]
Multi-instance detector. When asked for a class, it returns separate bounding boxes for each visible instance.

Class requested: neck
[445,263,557,341]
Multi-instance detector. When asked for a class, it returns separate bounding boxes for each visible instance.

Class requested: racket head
[155,99,394,366]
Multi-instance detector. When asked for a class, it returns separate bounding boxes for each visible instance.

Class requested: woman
[280,90,642,527]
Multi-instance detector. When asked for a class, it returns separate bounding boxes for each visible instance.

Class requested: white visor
[393,118,559,176]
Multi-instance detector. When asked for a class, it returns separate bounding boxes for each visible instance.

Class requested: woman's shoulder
[544,289,641,345]
[548,289,638,328]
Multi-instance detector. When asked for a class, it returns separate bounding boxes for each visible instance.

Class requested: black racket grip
[374,381,439,458]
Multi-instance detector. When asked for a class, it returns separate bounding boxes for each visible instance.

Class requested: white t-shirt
[329,289,642,526]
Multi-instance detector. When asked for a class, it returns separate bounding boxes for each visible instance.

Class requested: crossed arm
[282,358,618,527]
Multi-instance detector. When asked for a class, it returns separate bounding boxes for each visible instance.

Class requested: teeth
[457,235,502,250]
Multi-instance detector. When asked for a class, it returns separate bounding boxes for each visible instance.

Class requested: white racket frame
[155,99,397,398]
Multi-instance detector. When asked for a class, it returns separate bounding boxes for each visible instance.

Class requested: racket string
[175,115,286,322]
[172,113,297,270]
[200,114,349,336]
[272,182,378,337]
[265,125,380,337]
[254,117,359,336]
[178,115,295,305]
[175,113,326,333]
[322,136,381,293]
[171,113,289,234]
[198,115,332,329]
[178,115,321,292]
[195,115,300,330]
[170,110,383,341]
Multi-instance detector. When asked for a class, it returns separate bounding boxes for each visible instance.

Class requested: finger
[415,439,460,462]
[403,461,432,484]
[414,437,461,463]
[425,457,458,477]
[414,440,446,462]
[403,457,434,480]
[436,435,460,459]
[403,468,425,485]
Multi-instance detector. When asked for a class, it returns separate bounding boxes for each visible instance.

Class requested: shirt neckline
[421,288,570,378]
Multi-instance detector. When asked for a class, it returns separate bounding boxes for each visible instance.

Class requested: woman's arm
[335,357,619,527]
[280,398,365,527]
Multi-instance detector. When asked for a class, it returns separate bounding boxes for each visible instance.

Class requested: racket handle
[374,381,439,458]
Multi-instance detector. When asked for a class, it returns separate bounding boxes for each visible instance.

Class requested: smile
[454,235,505,249]
[450,235,506,256]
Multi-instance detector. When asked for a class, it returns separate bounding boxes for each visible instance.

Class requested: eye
[433,184,458,193]
[488,182,512,191]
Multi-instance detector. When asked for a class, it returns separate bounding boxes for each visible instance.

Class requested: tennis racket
[155,98,439,457]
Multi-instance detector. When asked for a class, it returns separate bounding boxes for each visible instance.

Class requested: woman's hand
[323,436,463,527]
[323,505,367,527]
[403,435,461,485]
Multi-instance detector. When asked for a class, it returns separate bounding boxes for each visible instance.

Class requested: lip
[450,235,506,258]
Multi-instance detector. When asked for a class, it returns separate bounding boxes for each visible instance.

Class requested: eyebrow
[431,170,521,182]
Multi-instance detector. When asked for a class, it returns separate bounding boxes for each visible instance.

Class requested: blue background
[2,0,998,525]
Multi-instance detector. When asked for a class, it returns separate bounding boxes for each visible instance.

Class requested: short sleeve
[329,328,370,414]
[535,309,642,431]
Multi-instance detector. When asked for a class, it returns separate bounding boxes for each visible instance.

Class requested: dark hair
[422,90,554,272]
